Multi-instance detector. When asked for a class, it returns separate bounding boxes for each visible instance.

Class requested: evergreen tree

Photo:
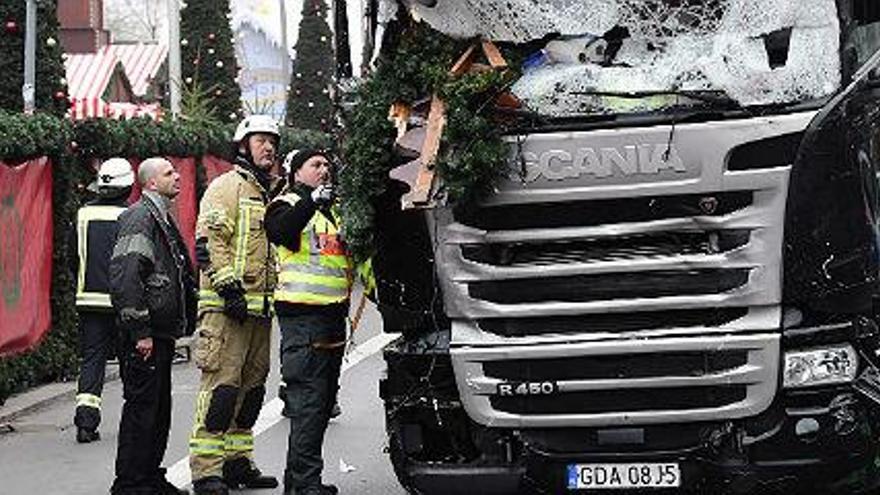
[286,0,334,131]
[180,0,241,122]
[0,0,67,116]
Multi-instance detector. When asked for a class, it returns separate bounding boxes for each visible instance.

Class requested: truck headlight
[783,344,858,388]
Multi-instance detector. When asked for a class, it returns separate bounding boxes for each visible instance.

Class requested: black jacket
[109,196,197,341]
[72,196,129,312]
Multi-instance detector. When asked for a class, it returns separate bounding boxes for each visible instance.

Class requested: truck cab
[365,1,880,493]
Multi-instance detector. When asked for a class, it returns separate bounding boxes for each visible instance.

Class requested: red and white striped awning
[107,43,168,97]
[64,43,167,120]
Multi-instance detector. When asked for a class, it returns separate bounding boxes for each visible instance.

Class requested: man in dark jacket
[109,157,196,495]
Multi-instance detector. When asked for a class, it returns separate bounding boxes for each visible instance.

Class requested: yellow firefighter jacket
[196,166,277,317]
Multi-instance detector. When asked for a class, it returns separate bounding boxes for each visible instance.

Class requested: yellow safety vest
[273,193,353,305]
[76,204,126,309]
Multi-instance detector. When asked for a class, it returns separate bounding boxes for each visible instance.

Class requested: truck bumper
[394,389,880,494]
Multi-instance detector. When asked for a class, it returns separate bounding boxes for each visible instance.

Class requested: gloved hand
[216,282,248,324]
[195,236,211,270]
[311,184,335,206]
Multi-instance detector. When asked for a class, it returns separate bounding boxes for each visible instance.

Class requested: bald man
[109,157,196,495]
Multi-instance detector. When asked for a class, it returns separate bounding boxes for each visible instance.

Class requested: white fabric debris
[338,458,357,473]
[406,0,618,42]
[404,0,841,115]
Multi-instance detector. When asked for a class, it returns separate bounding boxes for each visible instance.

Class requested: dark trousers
[112,336,174,494]
[279,312,345,492]
[74,311,117,431]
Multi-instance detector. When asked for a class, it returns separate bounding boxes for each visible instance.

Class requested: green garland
[0,111,330,403]
[339,23,518,261]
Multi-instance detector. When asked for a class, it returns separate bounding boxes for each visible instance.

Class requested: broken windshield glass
[400,0,841,117]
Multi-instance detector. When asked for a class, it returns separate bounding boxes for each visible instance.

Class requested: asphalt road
[0,299,407,495]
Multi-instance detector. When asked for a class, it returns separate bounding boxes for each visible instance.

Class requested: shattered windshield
[403,0,841,117]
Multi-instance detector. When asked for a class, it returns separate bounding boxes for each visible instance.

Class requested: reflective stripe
[273,291,347,305]
[197,290,272,314]
[189,437,225,456]
[233,203,249,277]
[76,393,101,409]
[79,205,126,222]
[233,199,265,280]
[210,266,236,288]
[278,282,348,298]
[119,307,149,323]
[279,263,347,278]
[279,272,348,292]
[76,205,125,305]
[224,433,254,452]
[76,291,112,309]
[112,232,155,260]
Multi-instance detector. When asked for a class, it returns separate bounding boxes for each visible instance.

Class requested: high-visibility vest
[76,204,126,309]
[273,193,353,306]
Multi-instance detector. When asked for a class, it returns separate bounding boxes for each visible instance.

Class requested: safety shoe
[76,427,100,443]
[191,476,228,495]
[223,458,279,489]
[155,477,189,495]
[298,484,339,495]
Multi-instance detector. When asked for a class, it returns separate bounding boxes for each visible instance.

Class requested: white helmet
[233,115,280,143]
[281,149,299,175]
[93,157,134,190]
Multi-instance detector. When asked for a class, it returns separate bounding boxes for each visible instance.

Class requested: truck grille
[468,268,750,304]
[454,191,752,231]
[482,350,748,381]
[435,111,814,427]
[491,386,747,415]
[451,333,779,427]
[461,230,751,267]
[476,308,749,337]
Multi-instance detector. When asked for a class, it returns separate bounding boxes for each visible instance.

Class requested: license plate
[567,462,681,489]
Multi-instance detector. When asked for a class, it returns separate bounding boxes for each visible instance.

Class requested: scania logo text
[517,144,687,182]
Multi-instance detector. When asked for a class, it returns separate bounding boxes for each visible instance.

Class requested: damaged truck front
[363,1,880,493]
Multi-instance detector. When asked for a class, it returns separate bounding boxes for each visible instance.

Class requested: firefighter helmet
[91,157,134,191]
[233,115,280,143]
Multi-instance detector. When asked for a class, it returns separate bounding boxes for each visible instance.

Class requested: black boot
[155,478,189,495]
[76,427,100,443]
[298,484,339,495]
[223,458,278,489]
[192,476,228,495]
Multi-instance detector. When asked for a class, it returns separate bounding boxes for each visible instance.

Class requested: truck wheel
[388,431,421,494]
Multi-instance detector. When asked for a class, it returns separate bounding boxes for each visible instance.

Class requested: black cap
[285,148,332,173]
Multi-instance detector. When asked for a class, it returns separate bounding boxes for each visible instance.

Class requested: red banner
[129,157,197,264]
[0,158,53,356]
[202,155,234,184]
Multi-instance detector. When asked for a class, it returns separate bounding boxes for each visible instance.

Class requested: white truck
[359,1,880,493]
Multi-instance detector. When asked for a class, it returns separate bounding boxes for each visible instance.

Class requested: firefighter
[188,115,280,495]
[73,157,133,443]
[264,149,374,495]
